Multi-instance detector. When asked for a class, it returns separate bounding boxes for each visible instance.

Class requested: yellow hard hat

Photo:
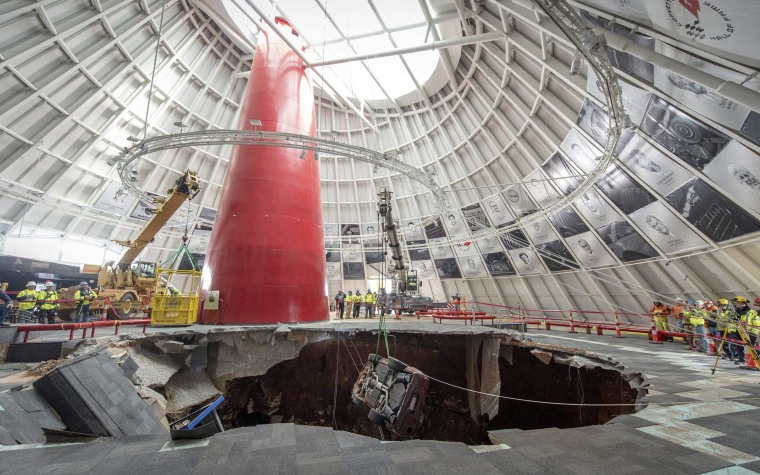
[733,296,749,303]
[718,299,729,305]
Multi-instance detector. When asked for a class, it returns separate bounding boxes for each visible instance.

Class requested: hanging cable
[142,0,168,140]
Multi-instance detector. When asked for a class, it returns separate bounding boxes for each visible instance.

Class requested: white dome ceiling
[0,0,759,316]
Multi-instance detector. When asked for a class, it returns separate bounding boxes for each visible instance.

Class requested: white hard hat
[26,281,36,287]
[696,300,704,306]
[45,281,55,287]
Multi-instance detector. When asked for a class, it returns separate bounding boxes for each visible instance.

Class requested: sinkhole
[211,332,642,445]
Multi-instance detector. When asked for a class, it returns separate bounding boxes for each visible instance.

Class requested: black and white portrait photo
[507,248,545,275]
[407,240,432,261]
[616,132,694,197]
[525,170,562,208]
[503,184,537,217]
[326,262,341,280]
[459,256,487,278]
[523,217,559,245]
[629,201,708,255]
[481,194,513,227]
[443,210,468,237]
[560,128,602,174]
[566,231,618,268]
[429,238,454,259]
[573,189,623,228]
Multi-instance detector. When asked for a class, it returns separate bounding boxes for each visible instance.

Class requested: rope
[423,373,760,408]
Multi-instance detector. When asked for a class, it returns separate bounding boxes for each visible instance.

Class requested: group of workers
[334,289,378,319]
[650,296,760,365]
[0,281,98,325]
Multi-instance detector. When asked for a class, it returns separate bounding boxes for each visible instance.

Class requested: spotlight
[173,121,188,128]
[299,149,306,159]
[249,119,262,130]
[126,136,141,142]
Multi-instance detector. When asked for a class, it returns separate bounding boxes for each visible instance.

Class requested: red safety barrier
[15,319,151,343]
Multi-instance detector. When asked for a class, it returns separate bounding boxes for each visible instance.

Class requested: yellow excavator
[60,170,200,320]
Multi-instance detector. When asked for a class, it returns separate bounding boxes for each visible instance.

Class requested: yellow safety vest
[38,290,59,310]
[743,309,759,336]
[16,289,38,311]
[74,289,98,305]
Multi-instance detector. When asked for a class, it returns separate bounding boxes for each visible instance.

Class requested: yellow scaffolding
[151,268,201,326]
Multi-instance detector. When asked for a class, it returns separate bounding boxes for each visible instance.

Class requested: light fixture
[249,119,262,130]
[299,149,306,159]
[569,49,581,75]
[173,121,188,128]
[126,136,141,142]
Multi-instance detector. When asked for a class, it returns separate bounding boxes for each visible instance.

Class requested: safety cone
[707,338,717,356]
[746,349,759,370]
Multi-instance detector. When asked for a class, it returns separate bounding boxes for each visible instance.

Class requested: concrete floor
[1,318,759,474]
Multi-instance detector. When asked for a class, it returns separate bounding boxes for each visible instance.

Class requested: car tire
[367,409,386,426]
[352,394,363,407]
[387,357,407,372]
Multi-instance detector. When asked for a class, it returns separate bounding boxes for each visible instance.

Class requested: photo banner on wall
[740,112,760,146]
[462,203,490,232]
[407,241,431,261]
[642,0,760,68]
[443,210,468,237]
[596,164,657,214]
[326,262,341,280]
[429,238,454,259]
[524,217,559,245]
[434,258,461,279]
[342,243,362,262]
[597,219,659,262]
[560,128,603,174]
[93,181,138,216]
[703,141,760,214]
[541,153,582,196]
[130,191,162,221]
[550,207,589,238]
[665,177,760,242]
[194,207,216,235]
[481,194,514,226]
[484,252,516,276]
[424,217,446,240]
[536,240,579,272]
[403,220,426,241]
[476,235,503,254]
[573,189,623,228]
[566,231,618,268]
[616,131,694,197]
[654,42,758,130]
[507,248,546,275]
[629,201,709,255]
[411,260,435,279]
[577,99,610,146]
[458,256,488,278]
[525,170,562,208]
[641,95,730,170]
[497,222,531,250]
[503,184,537,217]
[342,262,365,280]
[364,242,384,264]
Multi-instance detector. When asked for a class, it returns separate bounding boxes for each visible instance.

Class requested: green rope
[160,244,200,271]
[375,311,391,358]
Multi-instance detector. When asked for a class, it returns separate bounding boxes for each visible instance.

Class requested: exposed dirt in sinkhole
[214,334,638,444]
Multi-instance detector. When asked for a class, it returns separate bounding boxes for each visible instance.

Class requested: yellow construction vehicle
[60,170,200,320]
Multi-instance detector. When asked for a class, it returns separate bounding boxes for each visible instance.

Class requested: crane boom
[378,189,408,292]
[115,170,200,268]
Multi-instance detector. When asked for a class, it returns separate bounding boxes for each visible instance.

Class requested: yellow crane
[61,171,200,320]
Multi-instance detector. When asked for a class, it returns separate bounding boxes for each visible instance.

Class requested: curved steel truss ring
[115,130,448,237]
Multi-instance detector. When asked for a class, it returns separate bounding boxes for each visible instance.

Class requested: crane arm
[378,189,408,292]
[115,170,200,268]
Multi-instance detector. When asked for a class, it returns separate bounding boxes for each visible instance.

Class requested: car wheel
[387,357,407,372]
[352,394,363,407]
[367,409,386,426]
